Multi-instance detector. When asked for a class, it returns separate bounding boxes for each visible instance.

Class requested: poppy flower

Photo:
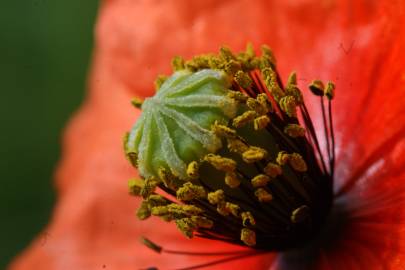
[9,0,405,270]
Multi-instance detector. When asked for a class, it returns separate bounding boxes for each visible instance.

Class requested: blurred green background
[0,0,99,268]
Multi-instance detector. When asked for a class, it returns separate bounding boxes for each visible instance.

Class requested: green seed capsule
[125,69,238,180]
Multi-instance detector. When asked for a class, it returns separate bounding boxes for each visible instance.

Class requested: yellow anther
[288,153,308,172]
[152,204,204,219]
[131,97,143,109]
[284,124,306,138]
[309,80,325,96]
[254,115,270,130]
[126,152,138,167]
[141,177,160,199]
[207,190,225,205]
[227,137,249,154]
[264,162,282,177]
[226,202,240,217]
[211,121,236,138]
[171,56,185,71]
[255,188,273,202]
[224,60,242,75]
[191,216,214,229]
[242,146,268,163]
[154,75,168,91]
[175,216,214,239]
[325,81,335,100]
[241,228,256,246]
[208,55,224,70]
[184,61,198,71]
[276,151,289,166]
[176,204,204,216]
[151,205,169,217]
[249,57,262,70]
[219,46,235,61]
[261,67,284,102]
[136,201,151,220]
[241,211,256,226]
[251,174,270,188]
[195,55,211,69]
[291,205,310,223]
[176,182,206,201]
[204,154,237,172]
[216,202,229,216]
[246,98,263,114]
[261,45,275,61]
[279,95,297,117]
[187,164,199,181]
[246,43,255,58]
[128,178,144,196]
[217,201,240,217]
[227,90,249,103]
[286,86,303,105]
[287,71,297,86]
[225,171,241,188]
[232,110,257,128]
[147,194,169,207]
[185,55,211,71]
[234,70,252,88]
[158,167,176,189]
[285,72,302,105]
[175,218,195,238]
[260,45,276,69]
[256,93,272,114]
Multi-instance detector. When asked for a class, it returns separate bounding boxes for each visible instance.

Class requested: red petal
[10,0,405,269]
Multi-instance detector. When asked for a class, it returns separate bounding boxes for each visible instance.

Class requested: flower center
[125,44,336,253]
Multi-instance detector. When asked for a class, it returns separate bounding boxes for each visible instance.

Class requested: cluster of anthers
[124,44,336,255]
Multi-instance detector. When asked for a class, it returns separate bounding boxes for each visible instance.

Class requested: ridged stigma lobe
[126,69,237,179]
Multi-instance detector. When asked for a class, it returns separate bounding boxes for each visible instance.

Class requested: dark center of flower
[124,44,337,267]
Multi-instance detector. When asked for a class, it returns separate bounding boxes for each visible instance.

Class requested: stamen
[204,154,236,172]
[251,174,270,188]
[207,190,225,205]
[227,137,249,153]
[308,80,324,96]
[284,124,306,138]
[171,56,185,71]
[254,188,273,202]
[232,110,257,128]
[291,205,310,223]
[288,153,308,172]
[279,96,297,117]
[240,228,256,246]
[141,177,160,198]
[253,115,270,130]
[224,171,241,188]
[128,178,144,196]
[176,183,206,201]
[242,146,268,163]
[234,70,253,88]
[154,75,168,90]
[241,211,256,226]
[186,161,199,179]
[131,97,143,109]
[227,90,248,103]
[263,162,282,178]
[126,45,336,258]
[211,121,237,138]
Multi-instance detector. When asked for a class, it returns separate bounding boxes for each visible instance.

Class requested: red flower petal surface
[10,0,405,269]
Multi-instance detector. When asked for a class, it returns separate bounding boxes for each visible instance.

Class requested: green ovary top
[125,69,237,180]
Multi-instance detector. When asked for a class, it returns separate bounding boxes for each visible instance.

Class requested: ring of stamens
[125,44,336,251]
